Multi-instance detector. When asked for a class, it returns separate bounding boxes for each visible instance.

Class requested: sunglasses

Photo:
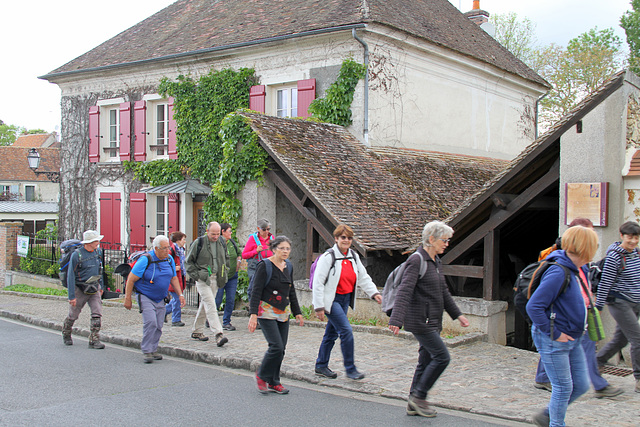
[338,235,353,241]
[261,227,271,231]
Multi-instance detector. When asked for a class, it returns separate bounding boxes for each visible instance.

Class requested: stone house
[39,0,546,281]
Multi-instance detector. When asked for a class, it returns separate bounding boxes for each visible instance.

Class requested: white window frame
[271,84,298,118]
[143,95,170,161]
[97,98,124,163]
[156,195,169,236]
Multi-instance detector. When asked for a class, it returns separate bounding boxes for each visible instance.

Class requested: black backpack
[513,260,571,328]
[588,250,627,294]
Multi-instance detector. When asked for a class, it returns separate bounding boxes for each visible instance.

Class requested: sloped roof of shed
[240,112,506,252]
[43,0,546,87]
[0,202,58,213]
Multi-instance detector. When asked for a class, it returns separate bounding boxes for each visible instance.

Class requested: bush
[236,270,250,303]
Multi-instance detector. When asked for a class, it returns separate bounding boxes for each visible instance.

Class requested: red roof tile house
[40,0,546,274]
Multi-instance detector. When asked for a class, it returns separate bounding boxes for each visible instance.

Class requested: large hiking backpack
[248,259,293,303]
[381,252,427,317]
[513,260,571,325]
[114,251,171,283]
[58,239,83,288]
[308,248,355,289]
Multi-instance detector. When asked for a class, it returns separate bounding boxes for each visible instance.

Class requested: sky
[0,0,635,134]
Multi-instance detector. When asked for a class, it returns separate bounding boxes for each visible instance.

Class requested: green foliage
[124,159,185,187]
[236,270,250,303]
[19,254,59,277]
[36,223,58,240]
[0,123,24,146]
[492,12,539,69]
[308,59,367,126]
[621,0,640,74]
[3,284,67,296]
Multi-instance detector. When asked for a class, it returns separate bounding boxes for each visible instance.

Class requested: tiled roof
[0,201,58,213]
[446,69,628,224]
[0,146,61,182]
[241,112,505,252]
[12,133,56,148]
[43,0,546,87]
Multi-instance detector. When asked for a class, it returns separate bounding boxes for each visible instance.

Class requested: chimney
[464,1,489,26]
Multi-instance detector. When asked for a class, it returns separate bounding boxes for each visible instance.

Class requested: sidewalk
[0,291,636,425]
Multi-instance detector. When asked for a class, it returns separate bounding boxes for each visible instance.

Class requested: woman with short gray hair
[389,220,469,417]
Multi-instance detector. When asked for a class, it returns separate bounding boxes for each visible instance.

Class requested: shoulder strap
[229,238,239,254]
[195,236,205,259]
[414,252,428,278]
[264,259,273,284]
[285,259,293,278]
[252,233,261,247]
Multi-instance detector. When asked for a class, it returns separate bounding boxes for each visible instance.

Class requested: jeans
[597,298,640,380]
[215,272,238,326]
[164,291,181,323]
[316,293,357,374]
[139,294,165,354]
[535,332,609,391]
[410,330,451,399]
[532,325,590,427]
[192,280,223,335]
[258,318,289,386]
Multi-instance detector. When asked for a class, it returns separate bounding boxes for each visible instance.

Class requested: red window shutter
[168,97,178,159]
[297,79,316,118]
[168,193,180,233]
[249,85,266,113]
[129,192,147,252]
[119,102,131,161]
[99,192,122,248]
[133,101,147,161]
[88,106,100,162]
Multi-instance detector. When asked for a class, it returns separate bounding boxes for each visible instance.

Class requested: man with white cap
[61,230,106,349]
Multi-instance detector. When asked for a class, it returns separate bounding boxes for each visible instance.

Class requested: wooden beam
[441,264,484,278]
[483,229,500,300]
[442,164,559,265]
[306,220,314,277]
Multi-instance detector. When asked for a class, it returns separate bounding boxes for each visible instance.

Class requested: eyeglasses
[339,236,353,241]
[439,238,451,243]
[275,246,291,251]
[158,246,171,251]
[262,228,271,231]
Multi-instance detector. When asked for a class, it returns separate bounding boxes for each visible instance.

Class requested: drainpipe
[352,28,369,146]
[535,92,549,139]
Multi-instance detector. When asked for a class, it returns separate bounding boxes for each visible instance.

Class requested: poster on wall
[565,182,609,226]
[17,235,29,257]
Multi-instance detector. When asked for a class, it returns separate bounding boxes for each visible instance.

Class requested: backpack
[114,251,172,283]
[59,239,83,288]
[588,250,627,294]
[248,259,293,302]
[381,252,428,317]
[513,260,571,326]
[250,232,274,260]
[308,248,356,289]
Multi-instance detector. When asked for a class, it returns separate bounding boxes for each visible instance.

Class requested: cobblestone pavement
[1,292,637,425]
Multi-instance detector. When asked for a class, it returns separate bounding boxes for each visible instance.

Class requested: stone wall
[0,222,23,288]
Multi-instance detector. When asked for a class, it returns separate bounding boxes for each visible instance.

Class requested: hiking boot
[223,323,236,331]
[164,313,168,323]
[88,340,106,349]
[595,385,623,398]
[191,332,209,341]
[89,318,105,349]
[635,379,640,393]
[534,382,552,392]
[315,366,338,379]
[346,369,365,380]
[406,404,418,416]
[215,333,228,347]
[268,384,289,394]
[256,373,268,394]
[62,317,74,346]
[143,353,154,364]
[152,352,163,360]
[172,321,185,327]
[532,409,550,426]
[407,395,437,418]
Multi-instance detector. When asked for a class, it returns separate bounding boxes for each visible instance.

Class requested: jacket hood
[545,250,579,273]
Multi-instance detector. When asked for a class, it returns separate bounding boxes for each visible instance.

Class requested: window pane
[157,196,165,235]
[156,104,166,155]
[109,109,119,157]
[291,88,298,117]
[25,186,35,202]
[277,89,288,118]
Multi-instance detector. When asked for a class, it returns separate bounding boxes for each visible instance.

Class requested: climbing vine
[308,58,367,126]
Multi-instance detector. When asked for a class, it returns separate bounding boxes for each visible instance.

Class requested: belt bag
[77,282,100,295]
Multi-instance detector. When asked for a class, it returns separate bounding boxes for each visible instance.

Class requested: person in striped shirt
[595,221,640,394]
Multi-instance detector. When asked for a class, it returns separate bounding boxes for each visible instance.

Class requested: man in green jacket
[187,221,230,347]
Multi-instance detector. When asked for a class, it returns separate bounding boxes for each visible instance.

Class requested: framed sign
[17,235,29,257]
[565,182,609,226]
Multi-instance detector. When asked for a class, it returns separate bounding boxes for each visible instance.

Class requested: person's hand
[389,325,400,335]
[555,332,574,343]
[124,296,132,310]
[315,309,325,321]
[373,294,382,304]
[69,298,77,307]
[176,265,181,271]
[256,245,263,253]
[100,289,104,296]
[458,315,470,327]
[295,314,304,326]
[179,295,186,308]
[248,314,258,333]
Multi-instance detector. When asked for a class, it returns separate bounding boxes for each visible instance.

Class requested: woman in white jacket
[312,224,382,380]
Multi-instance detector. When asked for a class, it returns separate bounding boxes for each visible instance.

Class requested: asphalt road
[0,318,526,427]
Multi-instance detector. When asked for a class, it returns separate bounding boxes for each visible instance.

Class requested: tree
[492,12,539,70]
[22,128,47,135]
[621,0,640,74]
[0,123,24,146]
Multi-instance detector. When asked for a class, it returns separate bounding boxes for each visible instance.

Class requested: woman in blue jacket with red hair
[527,225,598,426]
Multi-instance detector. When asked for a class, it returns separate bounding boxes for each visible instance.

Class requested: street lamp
[27,148,60,183]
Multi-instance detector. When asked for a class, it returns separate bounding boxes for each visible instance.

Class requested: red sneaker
[256,374,268,394]
[268,384,290,394]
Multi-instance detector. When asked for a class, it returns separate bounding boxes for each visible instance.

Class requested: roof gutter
[352,28,369,146]
[39,24,367,81]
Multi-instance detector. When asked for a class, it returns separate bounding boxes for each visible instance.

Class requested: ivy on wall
[308,58,367,127]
